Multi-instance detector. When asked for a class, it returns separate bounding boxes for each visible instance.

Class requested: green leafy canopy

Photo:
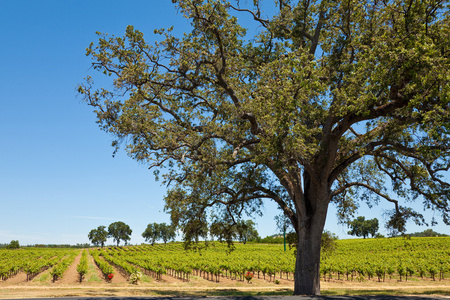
[88,226,108,247]
[108,222,132,246]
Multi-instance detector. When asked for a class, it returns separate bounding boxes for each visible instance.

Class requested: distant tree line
[0,240,20,249]
[345,217,448,239]
[0,242,92,248]
[88,219,260,247]
[407,229,448,237]
[142,223,176,245]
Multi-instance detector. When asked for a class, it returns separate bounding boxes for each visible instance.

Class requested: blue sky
[0,1,448,246]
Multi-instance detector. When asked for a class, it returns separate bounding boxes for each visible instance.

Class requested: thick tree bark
[293,220,325,295]
[293,181,329,295]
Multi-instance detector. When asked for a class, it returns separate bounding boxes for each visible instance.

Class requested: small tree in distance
[236,220,259,244]
[88,226,108,247]
[142,222,177,245]
[347,216,379,239]
[159,223,177,244]
[321,231,338,257]
[142,223,160,245]
[209,220,236,242]
[210,219,259,243]
[6,240,20,249]
[108,221,132,246]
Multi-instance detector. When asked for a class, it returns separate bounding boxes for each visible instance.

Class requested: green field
[1,237,449,285]
[322,237,449,282]
[95,236,450,284]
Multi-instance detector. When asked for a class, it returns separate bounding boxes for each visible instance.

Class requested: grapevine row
[76,250,89,282]
[49,250,79,282]
[90,249,114,280]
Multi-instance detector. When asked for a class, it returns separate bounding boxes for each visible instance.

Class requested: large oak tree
[78,0,450,295]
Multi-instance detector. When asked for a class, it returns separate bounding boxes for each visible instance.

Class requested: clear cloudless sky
[0,0,448,246]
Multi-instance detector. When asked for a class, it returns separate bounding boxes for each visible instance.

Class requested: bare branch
[332,181,399,208]
[229,4,269,28]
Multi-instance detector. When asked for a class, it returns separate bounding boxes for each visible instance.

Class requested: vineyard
[322,237,449,282]
[0,248,79,282]
[0,237,449,297]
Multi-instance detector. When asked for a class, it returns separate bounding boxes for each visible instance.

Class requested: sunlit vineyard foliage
[76,250,89,282]
[0,237,448,284]
[0,248,78,281]
[321,237,450,282]
[95,237,449,283]
[49,250,78,282]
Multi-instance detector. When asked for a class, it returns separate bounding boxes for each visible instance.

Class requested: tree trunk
[293,222,324,295]
[293,180,328,295]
